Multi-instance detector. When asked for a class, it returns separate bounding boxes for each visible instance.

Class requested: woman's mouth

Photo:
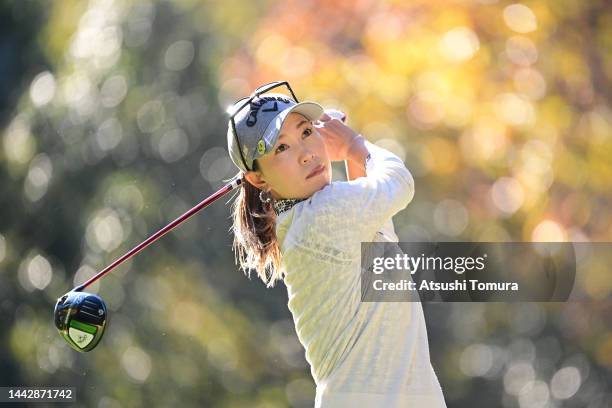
[306,164,325,179]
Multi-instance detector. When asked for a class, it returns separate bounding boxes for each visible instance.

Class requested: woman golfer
[226,81,446,407]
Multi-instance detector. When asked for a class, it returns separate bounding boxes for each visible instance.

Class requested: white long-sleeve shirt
[275,140,447,408]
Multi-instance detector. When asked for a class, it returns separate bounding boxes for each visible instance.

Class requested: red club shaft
[74,175,243,292]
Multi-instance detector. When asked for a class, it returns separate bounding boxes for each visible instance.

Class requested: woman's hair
[230,160,284,288]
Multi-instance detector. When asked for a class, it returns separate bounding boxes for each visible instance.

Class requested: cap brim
[259,101,325,156]
[286,101,324,122]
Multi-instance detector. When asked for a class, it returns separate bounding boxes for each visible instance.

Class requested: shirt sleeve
[287,139,414,258]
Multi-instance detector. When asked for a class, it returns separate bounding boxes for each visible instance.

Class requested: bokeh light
[503,4,538,34]
[29,71,57,107]
[121,346,152,383]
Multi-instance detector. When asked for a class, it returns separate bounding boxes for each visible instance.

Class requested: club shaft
[74,175,243,292]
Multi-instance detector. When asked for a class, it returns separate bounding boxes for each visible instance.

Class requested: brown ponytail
[230,161,284,288]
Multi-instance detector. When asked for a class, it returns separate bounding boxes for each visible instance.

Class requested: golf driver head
[54,291,107,352]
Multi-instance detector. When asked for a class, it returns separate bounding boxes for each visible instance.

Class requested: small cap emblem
[257,139,266,155]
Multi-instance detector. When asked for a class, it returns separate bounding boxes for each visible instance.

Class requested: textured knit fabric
[275,140,447,408]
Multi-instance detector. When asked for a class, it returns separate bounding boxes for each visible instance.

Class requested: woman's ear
[244,171,268,190]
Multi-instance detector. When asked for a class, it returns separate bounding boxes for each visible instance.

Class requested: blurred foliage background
[0,0,611,407]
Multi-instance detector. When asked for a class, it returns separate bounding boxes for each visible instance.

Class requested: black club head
[54,291,107,352]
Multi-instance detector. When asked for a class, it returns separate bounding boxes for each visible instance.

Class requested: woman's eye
[275,128,312,154]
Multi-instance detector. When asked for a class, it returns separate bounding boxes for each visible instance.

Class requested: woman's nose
[301,149,315,164]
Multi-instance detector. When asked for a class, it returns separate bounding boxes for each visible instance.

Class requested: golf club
[54,108,344,352]
[54,174,243,352]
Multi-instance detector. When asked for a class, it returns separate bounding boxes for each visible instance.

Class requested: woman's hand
[315,112,361,162]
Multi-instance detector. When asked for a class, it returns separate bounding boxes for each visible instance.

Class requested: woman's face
[247,112,331,200]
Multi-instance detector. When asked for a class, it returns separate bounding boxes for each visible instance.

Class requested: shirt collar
[273,197,307,216]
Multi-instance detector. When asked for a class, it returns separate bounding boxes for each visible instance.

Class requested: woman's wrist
[345,134,368,165]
